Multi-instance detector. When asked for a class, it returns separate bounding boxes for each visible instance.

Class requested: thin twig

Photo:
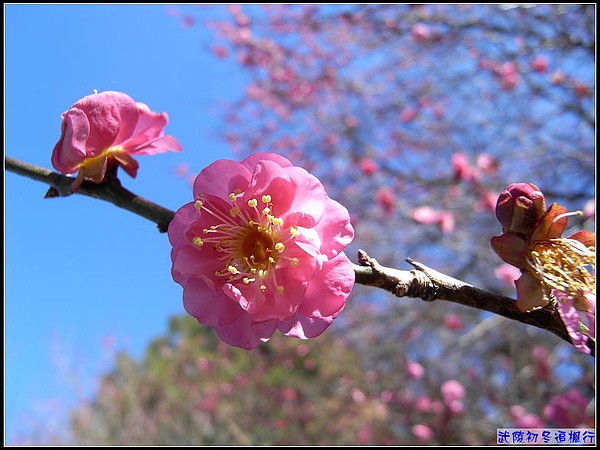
[6,156,175,232]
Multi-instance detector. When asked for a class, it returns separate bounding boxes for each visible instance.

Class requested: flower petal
[168,202,197,249]
[490,233,529,268]
[298,252,354,319]
[215,315,278,350]
[75,95,122,154]
[183,277,242,328]
[240,152,294,170]
[313,198,354,258]
[531,203,568,241]
[278,314,333,339]
[568,230,596,248]
[51,107,90,174]
[515,273,547,312]
[193,159,253,201]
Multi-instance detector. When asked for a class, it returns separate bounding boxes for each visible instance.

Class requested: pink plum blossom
[573,82,591,98]
[493,263,521,288]
[543,388,589,427]
[476,153,498,174]
[441,379,465,414]
[444,313,463,330]
[412,206,455,234]
[399,107,418,122]
[510,405,546,428]
[498,61,519,90]
[411,23,431,43]
[450,152,480,183]
[168,152,355,349]
[51,90,182,191]
[406,361,425,379]
[376,187,396,214]
[412,206,441,225]
[359,157,377,176]
[412,423,434,442]
[491,184,595,313]
[530,55,549,74]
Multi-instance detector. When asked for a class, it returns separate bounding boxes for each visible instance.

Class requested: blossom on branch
[490,183,595,353]
[51,90,182,191]
[168,152,355,349]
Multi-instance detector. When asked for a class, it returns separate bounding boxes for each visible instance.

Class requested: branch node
[409,269,437,301]
[44,187,60,198]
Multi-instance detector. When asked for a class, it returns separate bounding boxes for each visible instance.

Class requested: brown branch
[354,250,594,357]
[5,156,175,233]
[6,156,594,356]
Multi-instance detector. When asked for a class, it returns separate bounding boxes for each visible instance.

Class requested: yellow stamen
[190,189,301,295]
[526,238,595,305]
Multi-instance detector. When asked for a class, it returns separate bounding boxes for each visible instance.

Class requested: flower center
[241,228,275,266]
[191,191,300,294]
[526,238,596,303]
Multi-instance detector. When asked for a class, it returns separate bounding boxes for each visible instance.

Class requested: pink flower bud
[495,183,546,235]
[530,55,549,74]
[411,23,430,43]
[360,158,377,175]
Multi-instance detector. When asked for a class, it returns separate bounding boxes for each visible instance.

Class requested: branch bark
[354,250,594,356]
[6,156,594,356]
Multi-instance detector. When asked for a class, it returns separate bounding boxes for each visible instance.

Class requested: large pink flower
[51,90,182,191]
[168,153,355,349]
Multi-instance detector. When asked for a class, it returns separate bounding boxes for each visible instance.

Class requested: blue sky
[5,4,242,442]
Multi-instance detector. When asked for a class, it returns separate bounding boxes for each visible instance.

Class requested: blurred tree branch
[6,155,594,357]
